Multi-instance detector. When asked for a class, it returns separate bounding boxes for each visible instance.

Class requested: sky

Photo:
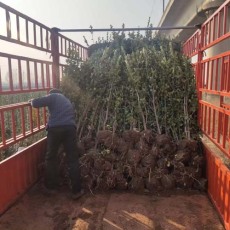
[0,0,169,81]
[0,0,169,46]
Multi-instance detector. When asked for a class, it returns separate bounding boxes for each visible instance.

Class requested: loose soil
[0,183,224,230]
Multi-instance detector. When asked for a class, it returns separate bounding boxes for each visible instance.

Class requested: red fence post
[196,31,203,127]
[50,27,60,88]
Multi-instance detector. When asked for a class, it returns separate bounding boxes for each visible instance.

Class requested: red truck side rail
[0,2,88,216]
[183,1,230,229]
[0,138,46,215]
[1,1,230,229]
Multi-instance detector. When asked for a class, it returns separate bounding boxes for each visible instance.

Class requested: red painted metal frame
[0,52,53,95]
[0,2,51,53]
[0,2,88,151]
[183,30,199,57]
[200,0,230,51]
[0,2,88,215]
[200,100,230,156]
[183,1,230,229]
[204,143,230,230]
[0,102,47,150]
[200,51,230,94]
[0,138,46,215]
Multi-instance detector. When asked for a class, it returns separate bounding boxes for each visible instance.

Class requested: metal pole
[58,25,201,33]
[51,27,60,88]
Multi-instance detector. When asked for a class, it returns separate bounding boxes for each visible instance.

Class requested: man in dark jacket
[30,88,83,199]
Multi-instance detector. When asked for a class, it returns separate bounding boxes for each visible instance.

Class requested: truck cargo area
[0,183,224,230]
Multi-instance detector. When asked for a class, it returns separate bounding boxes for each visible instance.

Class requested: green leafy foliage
[62,32,200,141]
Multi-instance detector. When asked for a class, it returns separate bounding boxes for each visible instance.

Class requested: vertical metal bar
[210,60,214,90]
[210,18,213,43]
[68,41,71,54]
[33,23,37,46]
[65,39,67,56]
[217,12,221,37]
[217,111,222,143]
[36,108,40,129]
[5,10,11,38]
[46,63,50,88]
[220,57,224,103]
[16,15,20,41]
[8,58,13,91]
[208,21,210,44]
[212,109,216,139]
[208,107,211,135]
[51,28,60,88]
[215,59,219,91]
[223,60,227,91]
[200,104,203,130]
[34,62,38,89]
[204,105,207,132]
[26,20,29,44]
[187,40,190,56]
[222,113,228,148]
[213,15,216,42]
[11,110,16,140]
[29,106,33,133]
[26,60,31,90]
[18,59,23,90]
[223,5,227,34]
[41,63,45,88]
[0,111,6,145]
[60,37,63,55]
[74,44,76,53]
[205,25,208,46]
[40,27,43,48]
[206,61,210,89]
[20,107,25,137]
[46,29,49,50]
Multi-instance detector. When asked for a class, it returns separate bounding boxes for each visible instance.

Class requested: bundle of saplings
[60,31,206,193]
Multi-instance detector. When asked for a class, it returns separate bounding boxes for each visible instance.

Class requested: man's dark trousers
[45,126,81,193]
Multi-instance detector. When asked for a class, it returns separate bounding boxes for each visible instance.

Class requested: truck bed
[0,183,224,230]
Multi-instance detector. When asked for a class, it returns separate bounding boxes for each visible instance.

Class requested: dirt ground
[0,183,224,230]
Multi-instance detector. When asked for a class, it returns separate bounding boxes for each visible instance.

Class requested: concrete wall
[158,0,226,42]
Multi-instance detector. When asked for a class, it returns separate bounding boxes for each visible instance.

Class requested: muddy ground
[0,182,224,230]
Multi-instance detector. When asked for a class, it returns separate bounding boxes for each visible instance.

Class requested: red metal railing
[0,2,88,151]
[200,0,230,51]
[0,52,53,95]
[183,0,230,229]
[182,30,200,57]
[0,2,88,215]
[184,0,230,159]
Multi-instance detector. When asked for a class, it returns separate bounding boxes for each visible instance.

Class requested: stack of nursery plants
[60,31,206,193]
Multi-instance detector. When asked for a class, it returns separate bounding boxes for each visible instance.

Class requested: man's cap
[49,88,62,94]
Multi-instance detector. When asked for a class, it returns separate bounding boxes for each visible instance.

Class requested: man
[30,88,83,199]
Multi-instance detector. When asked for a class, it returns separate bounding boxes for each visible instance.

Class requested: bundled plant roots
[59,130,206,194]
